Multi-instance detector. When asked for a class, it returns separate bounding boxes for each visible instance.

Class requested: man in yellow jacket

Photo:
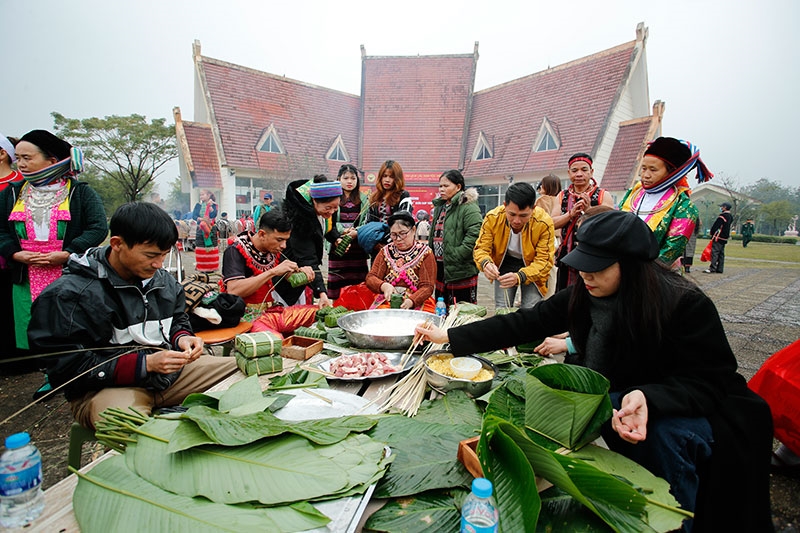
[474,182,556,309]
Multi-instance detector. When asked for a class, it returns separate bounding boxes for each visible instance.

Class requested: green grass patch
[696,239,800,264]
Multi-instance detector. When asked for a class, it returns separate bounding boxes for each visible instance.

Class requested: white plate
[272,388,379,420]
[318,352,418,381]
[273,388,386,533]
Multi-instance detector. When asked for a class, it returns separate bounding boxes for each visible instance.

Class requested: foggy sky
[2,0,798,193]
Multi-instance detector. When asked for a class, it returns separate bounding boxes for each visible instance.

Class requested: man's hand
[299,266,315,282]
[497,272,519,289]
[611,389,648,444]
[483,262,500,282]
[146,350,192,374]
[272,260,298,278]
[177,335,204,362]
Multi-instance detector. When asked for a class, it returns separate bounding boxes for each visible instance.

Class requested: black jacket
[28,246,193,400]
[710,211,733,241]
[448,285,773,532]
[277,179,330,303]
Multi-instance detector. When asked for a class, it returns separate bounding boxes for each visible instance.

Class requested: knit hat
[0,134,15,163]
[19,130,72,161]
[644,137,692,171]
[309,181,342,199]
[561,211,658,273]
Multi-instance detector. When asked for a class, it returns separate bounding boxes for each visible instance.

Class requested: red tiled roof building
[176,22,663,216]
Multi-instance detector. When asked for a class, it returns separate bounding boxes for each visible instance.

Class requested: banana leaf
[128,418,391,505]
[482,419,542,532]
[364,491,462,533]
[412,390,483,427]
[483,418,664,533]
[525,364,612,449]
[73,455,330,533]
[168,405,377,452]
[370,393,480,498]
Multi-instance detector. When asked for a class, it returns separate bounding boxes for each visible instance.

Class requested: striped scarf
[21,147,84,186]
[643,140,713,194]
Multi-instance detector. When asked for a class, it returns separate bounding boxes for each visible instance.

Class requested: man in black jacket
[29,202,238,429]
[704,202,733,273]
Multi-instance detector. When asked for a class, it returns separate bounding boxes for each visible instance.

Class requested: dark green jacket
[0,179,108,284]
[429,188,482,282]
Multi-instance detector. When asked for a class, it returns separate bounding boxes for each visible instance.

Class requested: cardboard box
[281,336,324,360]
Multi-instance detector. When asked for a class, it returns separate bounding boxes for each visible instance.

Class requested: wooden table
[24,353,403,532]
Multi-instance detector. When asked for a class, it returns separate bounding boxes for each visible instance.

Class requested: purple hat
[309,181,342,199]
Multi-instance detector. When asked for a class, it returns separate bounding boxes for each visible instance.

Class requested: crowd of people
[0,131,786,531]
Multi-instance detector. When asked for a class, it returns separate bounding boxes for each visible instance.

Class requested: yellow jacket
[473,204,556,296]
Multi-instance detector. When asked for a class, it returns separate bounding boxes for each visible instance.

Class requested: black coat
[277,179,330,303]
[448,286,773,532]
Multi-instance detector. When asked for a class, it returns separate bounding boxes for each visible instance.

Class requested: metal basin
[336,309,440,350]
[423,351,498,398]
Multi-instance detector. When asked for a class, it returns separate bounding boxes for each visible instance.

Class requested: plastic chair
[195,321,252,356]
[67,422,97,471]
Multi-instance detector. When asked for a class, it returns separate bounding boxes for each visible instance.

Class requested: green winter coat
[429,188,482,282]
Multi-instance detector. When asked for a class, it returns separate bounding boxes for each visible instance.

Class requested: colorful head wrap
[20,145,84,186]
[642,137,713,194]
[309,181,342,199]
[568,153,593,169]
[0,134,16,163]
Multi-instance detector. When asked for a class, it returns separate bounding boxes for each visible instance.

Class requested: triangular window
[326,134,350,162]
[472,131,493,161]
[256,124,284,154]
[533,118,560,153]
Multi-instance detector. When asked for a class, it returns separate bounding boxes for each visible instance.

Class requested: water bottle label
[0,462,42,496]
[460,515,498,533]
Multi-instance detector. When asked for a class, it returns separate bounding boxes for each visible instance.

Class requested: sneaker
[702,269,714,273]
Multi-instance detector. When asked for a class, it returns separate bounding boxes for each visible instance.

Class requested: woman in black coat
[416,210,773,532]
[276,175,341,307]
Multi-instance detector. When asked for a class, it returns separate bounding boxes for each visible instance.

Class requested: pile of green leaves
[74,376,392,533]
[364,391,480,532]
[477,364,690,532]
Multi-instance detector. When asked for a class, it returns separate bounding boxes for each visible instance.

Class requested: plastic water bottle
[435,297,447,318]
[0,432,45,528]
[460,477,498,533]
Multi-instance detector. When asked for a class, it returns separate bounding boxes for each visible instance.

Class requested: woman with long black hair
[326,164,369,299]
[415,210,773,532]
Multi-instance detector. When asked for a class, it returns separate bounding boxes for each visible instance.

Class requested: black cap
[561,211,658,273]
[719,202,732,210]
[19,129,72,161]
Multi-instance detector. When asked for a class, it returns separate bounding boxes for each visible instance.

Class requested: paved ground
[0,251,797,529]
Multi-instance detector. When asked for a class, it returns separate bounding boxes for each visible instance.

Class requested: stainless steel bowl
[423,351,498,397]
[336,309,440,350]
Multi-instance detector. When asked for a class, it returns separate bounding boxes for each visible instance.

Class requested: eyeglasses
[389,229,412,240]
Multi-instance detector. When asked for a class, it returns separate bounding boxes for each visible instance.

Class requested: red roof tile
[182,121,222,188]
[361,54,476,176]
[463,42,637,177]
[201,58,360,178]
[601,117,652,192]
